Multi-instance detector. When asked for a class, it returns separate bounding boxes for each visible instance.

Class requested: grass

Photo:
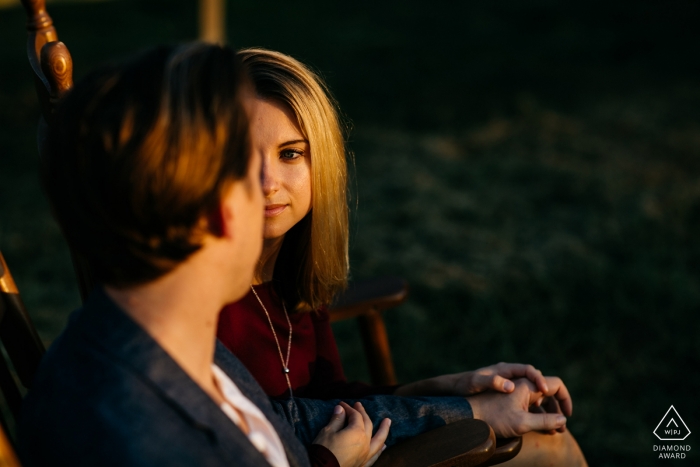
[1,0,699,465]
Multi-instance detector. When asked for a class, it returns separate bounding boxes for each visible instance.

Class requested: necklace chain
[250,285,293,399]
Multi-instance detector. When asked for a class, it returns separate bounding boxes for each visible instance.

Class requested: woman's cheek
[292,163,313,213]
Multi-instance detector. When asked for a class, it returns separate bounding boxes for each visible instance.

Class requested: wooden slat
[199,0,226,44]
[358,308,397,385]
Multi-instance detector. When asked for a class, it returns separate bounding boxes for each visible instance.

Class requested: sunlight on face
[245,96,312,240]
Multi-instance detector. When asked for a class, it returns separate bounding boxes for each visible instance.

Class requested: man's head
[44,43,262,293]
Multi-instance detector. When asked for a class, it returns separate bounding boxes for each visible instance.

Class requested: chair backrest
[0,253,45,427]
[20,0,95,302]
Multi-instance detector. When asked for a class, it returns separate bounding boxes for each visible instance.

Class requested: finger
[355,402,373,439]
[543,377,573,416]
[525,366,548,394]
[541,397,566,432]
[497,364,548,394]
[323,405,346,433]
[369,418,391,457]
[528,405,557,434]
[339,401,363,431]
[511,378,545,407]
[474,374,514,393]
[542,396,563,415]
[521,411,567,434]
[364,444,387,467]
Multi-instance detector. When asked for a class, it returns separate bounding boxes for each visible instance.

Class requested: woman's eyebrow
[278,139,308,147]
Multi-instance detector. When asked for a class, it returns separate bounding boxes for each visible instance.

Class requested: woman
[218,48,550,401]
[217,48,587,465]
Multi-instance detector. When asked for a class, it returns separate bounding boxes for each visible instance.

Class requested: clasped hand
[312,401,391,467]
[394,362,573,439]
[468,376,572,438]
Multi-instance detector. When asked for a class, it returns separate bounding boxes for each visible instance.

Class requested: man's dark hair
[43,43,250,287]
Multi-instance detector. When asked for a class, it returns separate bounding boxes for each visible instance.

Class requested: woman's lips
[265,204,287,217]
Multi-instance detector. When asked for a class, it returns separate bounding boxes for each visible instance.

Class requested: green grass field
[1,1,699,465]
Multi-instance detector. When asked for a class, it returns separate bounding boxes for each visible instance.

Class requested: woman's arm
[393,362,550,397]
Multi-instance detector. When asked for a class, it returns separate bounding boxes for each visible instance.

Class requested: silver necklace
[250,285,294,399]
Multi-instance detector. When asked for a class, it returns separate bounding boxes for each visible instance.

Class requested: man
[19,43,582,467]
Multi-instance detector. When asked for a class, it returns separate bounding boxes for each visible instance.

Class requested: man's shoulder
[20,321,167,462]
[25,308,140,404]
[18,312,222,466]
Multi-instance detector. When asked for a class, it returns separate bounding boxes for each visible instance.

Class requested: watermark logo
[654,405,691,441]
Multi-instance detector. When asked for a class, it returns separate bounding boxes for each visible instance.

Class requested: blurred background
[1,0,699,465]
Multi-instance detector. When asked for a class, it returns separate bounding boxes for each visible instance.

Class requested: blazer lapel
[76,289,274,467]
[214,342,311,467]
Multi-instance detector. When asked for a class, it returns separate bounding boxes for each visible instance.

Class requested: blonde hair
[238,48,349,312]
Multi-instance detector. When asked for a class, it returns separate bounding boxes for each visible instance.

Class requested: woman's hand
[312,401,391,467]
[451,362,550,396]
[394,362,550,398]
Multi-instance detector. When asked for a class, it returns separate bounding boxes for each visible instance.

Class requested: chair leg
[357,308,397,386]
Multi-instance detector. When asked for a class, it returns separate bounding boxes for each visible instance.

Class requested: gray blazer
[19,289,472,466]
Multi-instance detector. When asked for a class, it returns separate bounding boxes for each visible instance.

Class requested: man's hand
[394,362,549,397]
[312,401,391,467]
[467,377,572,438]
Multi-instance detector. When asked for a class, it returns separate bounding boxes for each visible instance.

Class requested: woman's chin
[263,225,291,242]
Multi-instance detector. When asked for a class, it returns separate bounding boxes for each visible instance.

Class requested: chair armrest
[329,276,408,322]
[483,437,523,466]
[374,419,495,467]
[328,276,408,385]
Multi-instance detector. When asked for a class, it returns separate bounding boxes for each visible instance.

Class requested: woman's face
[245,96,312,240]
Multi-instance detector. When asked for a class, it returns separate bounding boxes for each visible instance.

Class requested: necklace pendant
[283,367,290,374]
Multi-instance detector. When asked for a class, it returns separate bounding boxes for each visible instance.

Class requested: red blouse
[217,282,396,400]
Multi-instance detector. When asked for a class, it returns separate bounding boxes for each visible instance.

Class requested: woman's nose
[261,157,280,196]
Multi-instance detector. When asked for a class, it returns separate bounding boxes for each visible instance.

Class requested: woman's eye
[280,149,304,160]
